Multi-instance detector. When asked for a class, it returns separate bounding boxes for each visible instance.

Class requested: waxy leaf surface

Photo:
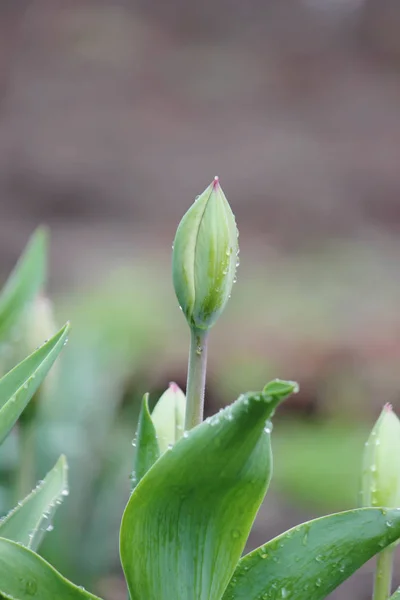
[0,538,102,599]
[0,323,70,445]
[0,455,68,551]
[0,228,47,342]
[223,508,400,600]
[132,394,160,489]
[120,380,297,600]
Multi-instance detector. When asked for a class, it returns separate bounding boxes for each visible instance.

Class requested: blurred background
[1,0,400,598]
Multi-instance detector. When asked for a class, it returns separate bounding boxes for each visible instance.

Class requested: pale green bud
[172,177,239,331]
[361,404,400,508]
[25,294,57,354]
[151,382,186,454]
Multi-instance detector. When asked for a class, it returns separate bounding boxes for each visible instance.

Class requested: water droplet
[25,580,37,595]
[316,554,324,563]
[386,520,393,528]
[281,588,290,598]
[315,578,322,587]
[231,529,241,539]
[61,489,69,497]
[46,524,54,532]
[183,431,189,438]
[196,346,203,356]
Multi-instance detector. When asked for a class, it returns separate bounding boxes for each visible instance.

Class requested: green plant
[0,180,400,600]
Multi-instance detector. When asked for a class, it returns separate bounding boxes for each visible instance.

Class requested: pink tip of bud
[213,176,219,188]
[168,382,180,393]
[384,403,393,412]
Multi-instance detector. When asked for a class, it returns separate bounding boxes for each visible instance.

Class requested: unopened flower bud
[25,294,57,354]
[361,403,400,508]
[172,177,239,331]
[151,382,186,453]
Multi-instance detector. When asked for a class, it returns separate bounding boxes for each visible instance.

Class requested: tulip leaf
[0,537,102,599]
[0,228,47,342]
[132,394,160,489]
[390,587,400,599]
[0,455,68,551]
[222,508,400,600]
[120,380,298,600]
[0,323,70,445]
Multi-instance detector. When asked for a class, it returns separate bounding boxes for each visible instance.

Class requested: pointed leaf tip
[0,454,69,551]
[120,382,298,600]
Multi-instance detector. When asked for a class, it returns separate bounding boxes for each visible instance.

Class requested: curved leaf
[120,380,298,600]
[0,228,47,342]
[222,508,400,600]
[0,455,68,551]
[0,323,70,445]
[0,537,102,599]
[132,394,160,489]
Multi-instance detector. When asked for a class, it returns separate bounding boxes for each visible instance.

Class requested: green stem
[185,328,209,430]
[373,548,394,600]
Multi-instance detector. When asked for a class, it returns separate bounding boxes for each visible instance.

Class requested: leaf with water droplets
[0,323,70,445]
[120,380,298,600]
[131,394,160,489]
[0,455,68,551]
[0,537,102,599]
[0,228,47,344]
[222,508,400,600]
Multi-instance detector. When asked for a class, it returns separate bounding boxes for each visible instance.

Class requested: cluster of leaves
[0,227,400,600]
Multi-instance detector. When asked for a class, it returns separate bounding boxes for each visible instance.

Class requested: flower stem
[185,328,209,430]
[373,548,394,600]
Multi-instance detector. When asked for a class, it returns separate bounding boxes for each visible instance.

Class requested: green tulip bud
[361,403,400,508]
[172,177,239,331]
[151,382,186,453]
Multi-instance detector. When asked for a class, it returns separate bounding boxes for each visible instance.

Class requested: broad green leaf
[0,455,68,551]
[120,380,298,600]
[0,537,102,599]
[0,323,70,445]
[0,228,47,342]
[222,508,400,600]
[132,394,160,488]
[390,587,400,599]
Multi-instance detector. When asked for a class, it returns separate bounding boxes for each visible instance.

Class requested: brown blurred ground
[1,1,400,258]
[1,1,400,598]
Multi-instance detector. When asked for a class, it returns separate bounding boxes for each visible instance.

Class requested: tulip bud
[172,177,239,331]
[151,382,186,453]
[25,294,57,354]
[361,404,400,508]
